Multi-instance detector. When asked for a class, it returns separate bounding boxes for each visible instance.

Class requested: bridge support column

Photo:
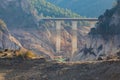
[56,21,61,53]
[71,21,78,57]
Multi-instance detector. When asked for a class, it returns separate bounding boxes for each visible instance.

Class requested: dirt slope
[0,58,120,80]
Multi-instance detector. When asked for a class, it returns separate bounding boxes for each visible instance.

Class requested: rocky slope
[73,0,120,61]
[0,0,56,59]
[0,1,120,80]
[0,0,38,29]
[0,19,27,58]
[0,0,91,59]
[0,0,120,61]
[0,19,23,50]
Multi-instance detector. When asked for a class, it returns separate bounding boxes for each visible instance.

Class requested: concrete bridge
[41,18,98,57]
[41,18,98,21]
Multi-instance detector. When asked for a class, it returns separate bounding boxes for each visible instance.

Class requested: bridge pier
[43,18,98,60]
[71,21,78,58]
[56,21,61,53]
[55,20,78,55]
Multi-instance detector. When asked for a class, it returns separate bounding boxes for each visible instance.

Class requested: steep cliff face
[0,19,23,50]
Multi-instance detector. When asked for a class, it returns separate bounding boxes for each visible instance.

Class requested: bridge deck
[40,18,98,21]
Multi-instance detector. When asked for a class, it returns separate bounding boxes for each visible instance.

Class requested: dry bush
[24,51,36,59]
[16,50,36,59]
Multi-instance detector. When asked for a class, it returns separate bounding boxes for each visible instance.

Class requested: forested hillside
[47,0,115,17]
[0,0,82,28]
[29,0,81,18]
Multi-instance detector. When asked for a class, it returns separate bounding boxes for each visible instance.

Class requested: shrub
[24,51,36,59]
[54,56,66,62]
[16,50,36,59]
[0,19,7,29]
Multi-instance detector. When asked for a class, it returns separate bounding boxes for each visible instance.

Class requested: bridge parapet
[40,18,98,21]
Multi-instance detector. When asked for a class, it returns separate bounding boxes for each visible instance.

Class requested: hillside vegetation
[29,0,81,18]
[47,0,115,17]
[90,0,120,39]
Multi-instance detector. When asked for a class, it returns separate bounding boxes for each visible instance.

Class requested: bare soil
[0,58,120,80]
